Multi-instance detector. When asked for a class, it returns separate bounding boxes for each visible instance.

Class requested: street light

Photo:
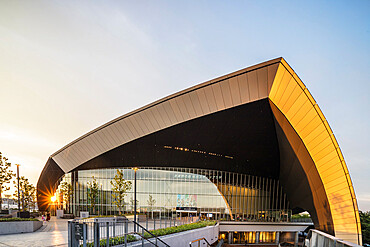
[132,167,139,232]
[51,195,57,203]
[51,195,57,217]
[15,164,20,213]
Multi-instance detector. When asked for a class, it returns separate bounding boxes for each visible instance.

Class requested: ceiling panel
[247,70,259,101]
[238,74,251,103]
[219,79,233,108]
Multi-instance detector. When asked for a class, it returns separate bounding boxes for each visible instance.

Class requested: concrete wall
[129,224,219,247]
[0,221,43,234]
[219,221,311,232]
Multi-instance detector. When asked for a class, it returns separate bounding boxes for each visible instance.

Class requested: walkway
[0,217,68,247]
[0,217,193,246]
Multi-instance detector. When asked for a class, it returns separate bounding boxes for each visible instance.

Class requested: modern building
[37,58,362,245]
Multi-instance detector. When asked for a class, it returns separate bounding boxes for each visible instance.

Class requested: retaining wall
[0,220,43,234]
[129,223,219,247]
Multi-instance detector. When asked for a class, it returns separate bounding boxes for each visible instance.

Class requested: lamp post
[16,164,20,212]
[51,195,56,216]
[132,167,138,232]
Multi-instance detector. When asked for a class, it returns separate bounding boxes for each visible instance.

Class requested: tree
[147,195,156,209]
[0,152,15,210]
[360,211,370,245]
[59,181,72,212]
[110,169,132,215]
[130,197,139,213]
[147,194,156,219]
[13,176,36,211]
[87,176,99,215]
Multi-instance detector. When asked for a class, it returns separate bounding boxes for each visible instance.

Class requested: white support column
[256,231,260,244]
[294,231,299,247]
[275,231,280,245]
[228,232,233,244]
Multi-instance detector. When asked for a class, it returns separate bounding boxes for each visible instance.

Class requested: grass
[0,217,39,222]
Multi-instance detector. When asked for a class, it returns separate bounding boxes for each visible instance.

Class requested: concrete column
[256,231,260,244]
[275,231,280,245]
[294,231,299,247]
[228,232,233,244]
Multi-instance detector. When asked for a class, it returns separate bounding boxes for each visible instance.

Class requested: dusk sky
[0,1,369,210]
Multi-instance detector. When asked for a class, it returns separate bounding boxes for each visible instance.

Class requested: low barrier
[0,220,43,234]
[68,216,196,247]
[305,230,361,247]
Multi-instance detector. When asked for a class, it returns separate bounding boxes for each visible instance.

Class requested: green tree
[110,169,132,215]
[13,176,36,211]
[130,197,139,213]
[147,195,156,209]
[147,194,156,219]
[360,211,370,244]
[0,153,15,210]
[59,181,72,212]
[87,176,99,215]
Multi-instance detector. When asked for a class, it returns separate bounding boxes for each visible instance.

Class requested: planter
[0,220,43,234]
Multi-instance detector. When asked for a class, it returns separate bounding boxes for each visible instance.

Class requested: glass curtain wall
[57,167,291,222]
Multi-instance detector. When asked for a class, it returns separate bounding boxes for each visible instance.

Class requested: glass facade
[57,167,291,222]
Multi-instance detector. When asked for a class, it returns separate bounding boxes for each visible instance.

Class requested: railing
[215,239,224,247]
[291,217,313,223]
[132,221,170,247]
[189,237,212,247]
[68,216,193,247]
[305,229,361,247]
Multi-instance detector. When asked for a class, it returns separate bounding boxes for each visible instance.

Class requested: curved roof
[37,57,361,244]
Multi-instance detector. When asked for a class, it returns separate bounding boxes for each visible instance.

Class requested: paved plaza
[0,217,68,247]
[0,217,193,246]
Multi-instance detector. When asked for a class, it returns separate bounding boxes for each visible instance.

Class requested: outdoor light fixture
[51,195,57,203]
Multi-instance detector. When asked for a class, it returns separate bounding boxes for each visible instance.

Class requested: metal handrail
[189,237,212,247]
[306,229,361,247]
[215,239,224,247]
[132,220,171,247]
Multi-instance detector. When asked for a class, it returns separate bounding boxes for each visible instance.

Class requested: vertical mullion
[276,181,280,222]
[261,177,265,221]
[272,179,276,222]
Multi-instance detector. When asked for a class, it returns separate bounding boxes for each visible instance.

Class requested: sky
[0,1,369,210]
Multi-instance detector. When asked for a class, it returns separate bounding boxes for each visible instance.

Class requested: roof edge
[51,57,284,157]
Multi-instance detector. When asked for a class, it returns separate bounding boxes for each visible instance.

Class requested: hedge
[0,217,39,222]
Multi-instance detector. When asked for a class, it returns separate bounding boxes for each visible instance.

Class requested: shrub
[0,217,39,222]
[84,234,137,247]
[143,220,216,238]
